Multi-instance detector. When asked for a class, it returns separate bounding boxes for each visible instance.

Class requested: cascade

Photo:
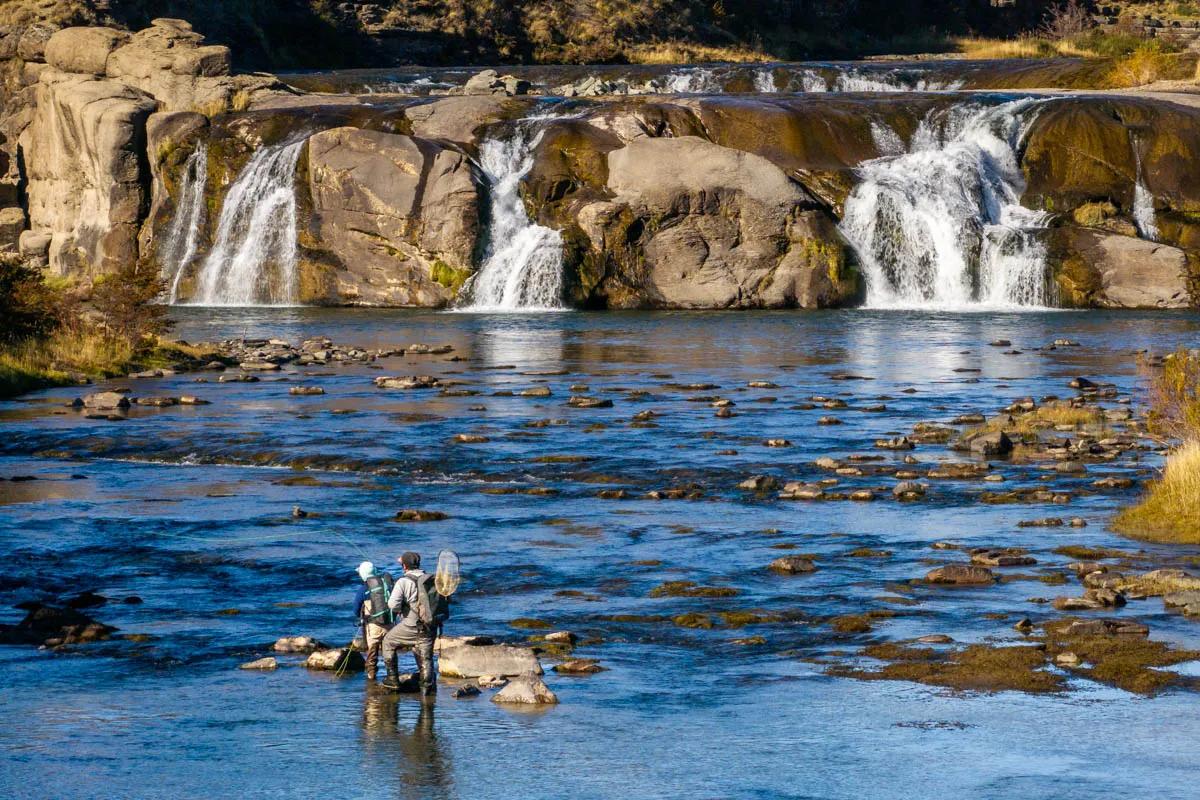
[839,99,1052,310]
[160,144,208,304]
[462,117,567,312]
[1132,146,1159,242]
[189,138,306,306]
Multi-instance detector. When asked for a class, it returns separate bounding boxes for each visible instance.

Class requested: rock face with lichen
[301,127,480,306]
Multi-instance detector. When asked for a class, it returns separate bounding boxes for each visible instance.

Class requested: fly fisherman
[355,561,395,682]
[380,551,450,696]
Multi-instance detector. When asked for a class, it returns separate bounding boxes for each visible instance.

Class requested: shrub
[0,255,61,346]
[1109,40,1173,87]
[1144,348,1200,441]
[1114,440,1200,543]
[90,261,171,347]
[1040,0,1093,40]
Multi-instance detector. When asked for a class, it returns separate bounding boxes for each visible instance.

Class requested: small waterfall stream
[161,144,208,304]
[840,99,1051,310]
[1132,146,1159,242]
[462,117,566,312]
[190,138,307,306]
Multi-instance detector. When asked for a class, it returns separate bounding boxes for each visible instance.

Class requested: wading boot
[381,658,400,691]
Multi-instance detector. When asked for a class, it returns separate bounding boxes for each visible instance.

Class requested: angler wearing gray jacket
[381,551,437,695]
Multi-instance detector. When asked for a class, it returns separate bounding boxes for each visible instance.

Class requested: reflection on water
[362,695,454,799]
[2,308,1200,798]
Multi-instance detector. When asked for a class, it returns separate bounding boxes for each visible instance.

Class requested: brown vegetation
[1115,349,1200,543]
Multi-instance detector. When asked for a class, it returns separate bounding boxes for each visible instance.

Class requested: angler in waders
[355,561,395,682]
[381,551,450,696]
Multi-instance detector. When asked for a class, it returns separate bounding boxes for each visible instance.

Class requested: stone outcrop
[302,127,480,306]
[21,70,156,275]
[577,135,861,309]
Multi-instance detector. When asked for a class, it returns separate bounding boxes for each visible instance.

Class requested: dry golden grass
[1114,440,1200,543]
[230,89,254,112]
[191,97,229,119]
[952,35,1097,60]
[0,328,133,398]
[0,0,90,27]
[626,40,770,64]
[964,401,1104,439]
[1108,42,1174,87]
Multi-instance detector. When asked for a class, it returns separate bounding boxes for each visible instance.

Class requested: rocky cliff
[2,16,1199,311]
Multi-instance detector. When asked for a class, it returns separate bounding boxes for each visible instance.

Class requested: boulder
[17,23,57,62]
[436,639,543,678]
[81,391,131,410]
[925,564,996,585]
[44,27,130,77]
[962,430,1013,457]
[586,136,859,309]
[491,675,558,705]
[304,648,365,672]
[1051,227,1192,309]
[304,127,480,306]
[18,229,52,259]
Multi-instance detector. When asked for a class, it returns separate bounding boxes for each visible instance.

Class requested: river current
[2,309,1199,799]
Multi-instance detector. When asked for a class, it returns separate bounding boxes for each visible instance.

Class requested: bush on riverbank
[1115,440,1200,543]
[0,257,171,399]
[1115,349,1200,544]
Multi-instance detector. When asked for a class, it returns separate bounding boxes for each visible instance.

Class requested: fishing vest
[364,572,395,625]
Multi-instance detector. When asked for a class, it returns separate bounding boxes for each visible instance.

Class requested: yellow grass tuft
[952,35,1096,60]
[626,41,770,64]
[1114,440,1200,544]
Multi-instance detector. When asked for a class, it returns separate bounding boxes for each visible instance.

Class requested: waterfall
[663,68,719,93]
[798,70,829,92]
[1132,148,1159,242]
[462,117,566,312]
[834,69,962,92]
[839,99,1051,310]
[189,138,307,307]
[160,144,208,304]
[753,68,777,93]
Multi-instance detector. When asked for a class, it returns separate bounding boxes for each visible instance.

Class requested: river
[1,308,1199,798]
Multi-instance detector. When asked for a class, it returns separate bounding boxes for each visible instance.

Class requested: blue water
[1,309,1199,799]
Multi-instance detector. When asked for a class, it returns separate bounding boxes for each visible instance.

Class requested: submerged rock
[0,604,115,647]
[925,565,996,585]
[240,657,278,670]
[768,555,817,575]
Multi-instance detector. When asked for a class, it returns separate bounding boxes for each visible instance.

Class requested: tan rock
[594,136,858,309]
[304,127,479,306]
[44,27,129,77]
[404,95,517,146]
[23,71,157,276]
[492,675,558,705]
